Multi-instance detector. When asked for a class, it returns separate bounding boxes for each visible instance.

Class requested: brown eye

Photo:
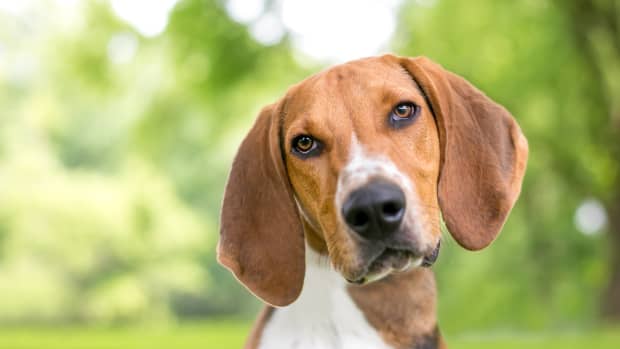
[292,135,321,157]
[295,136,313,152]
[389,102,419,129]
[394,104,413,118]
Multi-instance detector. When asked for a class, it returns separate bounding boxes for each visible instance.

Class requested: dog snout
[342,180,406,240]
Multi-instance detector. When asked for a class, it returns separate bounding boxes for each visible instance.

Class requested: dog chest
[257,251,393,349]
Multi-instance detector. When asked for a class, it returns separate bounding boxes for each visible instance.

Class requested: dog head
[218,55,528,306]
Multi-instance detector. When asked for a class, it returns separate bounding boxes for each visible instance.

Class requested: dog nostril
[382,201,402,217]
[350,211,369,228]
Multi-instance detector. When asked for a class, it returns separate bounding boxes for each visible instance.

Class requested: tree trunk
[559,0,620,321]
[603,184,620,320]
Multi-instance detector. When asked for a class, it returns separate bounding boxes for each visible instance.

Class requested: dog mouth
[346,242,441,285]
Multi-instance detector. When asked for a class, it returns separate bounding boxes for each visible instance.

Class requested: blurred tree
[0,1,212,324]
[559,0,620,321]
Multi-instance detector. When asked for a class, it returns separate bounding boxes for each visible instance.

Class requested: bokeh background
[1,0,619,348]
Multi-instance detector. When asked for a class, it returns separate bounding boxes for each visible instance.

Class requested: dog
[217,54,528,349]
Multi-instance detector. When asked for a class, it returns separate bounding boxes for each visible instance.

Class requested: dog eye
[292,135,321,157]
[394,104,413,118]
[389,102,420,129]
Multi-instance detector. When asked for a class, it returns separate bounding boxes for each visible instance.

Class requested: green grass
[0,320,251,349]
[447,330,620,349]
[0,321,617,349]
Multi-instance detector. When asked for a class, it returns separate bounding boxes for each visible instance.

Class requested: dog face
[218,55,528,306]
[282,58,441,283]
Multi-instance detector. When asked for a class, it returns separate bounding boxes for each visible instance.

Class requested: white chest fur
[258,250,393,349]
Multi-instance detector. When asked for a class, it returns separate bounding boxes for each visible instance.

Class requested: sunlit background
[1,0,619,348]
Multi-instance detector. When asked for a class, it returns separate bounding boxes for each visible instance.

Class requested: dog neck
[253,247,442,349]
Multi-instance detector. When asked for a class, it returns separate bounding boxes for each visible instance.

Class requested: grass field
[0,320,618,349]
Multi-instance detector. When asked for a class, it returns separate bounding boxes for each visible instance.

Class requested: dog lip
[346,247,421,285]
[345,240,442,284]
[421,240,441,267]
[346,277,366,285]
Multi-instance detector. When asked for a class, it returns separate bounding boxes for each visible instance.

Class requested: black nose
[342,180,406,240]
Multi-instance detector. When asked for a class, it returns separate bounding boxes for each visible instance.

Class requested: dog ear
[218,102,305,306]
[399,56,528,250]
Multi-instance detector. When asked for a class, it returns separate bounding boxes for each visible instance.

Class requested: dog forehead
[283,57,410,123]
[314,58,403,91]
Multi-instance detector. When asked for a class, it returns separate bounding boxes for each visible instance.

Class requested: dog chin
[345,248,424,285]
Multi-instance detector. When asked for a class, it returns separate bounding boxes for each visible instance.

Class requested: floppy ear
[217,102,305,306]
[399,56,528,250]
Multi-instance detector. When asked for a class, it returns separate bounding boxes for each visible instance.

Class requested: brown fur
[218,54,528,346]
[399,57,529,250]
[218,103,305,306]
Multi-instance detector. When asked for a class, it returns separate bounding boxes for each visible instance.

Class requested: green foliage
[0,1,216,323]
[0,151,209,323]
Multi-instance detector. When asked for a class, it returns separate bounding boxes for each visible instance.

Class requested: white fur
[335,136,414,208]
[258,248,394,349]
